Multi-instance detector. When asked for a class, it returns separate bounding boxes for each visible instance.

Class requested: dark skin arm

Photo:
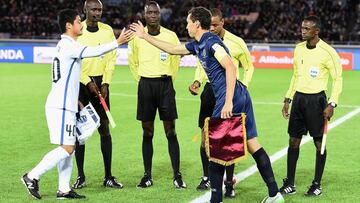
[282,98,334,120]
[87,81,100,97]
[323,105,334,120]
[100,83,109,99]
[282,98,291,119]
[78,100,84,111]
[188,80,200,95]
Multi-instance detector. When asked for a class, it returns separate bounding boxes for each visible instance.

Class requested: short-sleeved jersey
[78,22,117,85]
[185,32,247,117]
[45,34,118,112]
[194,30,254,87]
[128,26,180,81]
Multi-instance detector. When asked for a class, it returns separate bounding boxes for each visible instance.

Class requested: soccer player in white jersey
[20,9,132,200]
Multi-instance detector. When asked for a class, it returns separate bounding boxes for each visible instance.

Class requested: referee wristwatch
[284,98,292,104]
[329,102,337,108]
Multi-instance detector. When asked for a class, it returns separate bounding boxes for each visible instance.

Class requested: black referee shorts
[198,82,216,129]
[79,75,110,121]
[288,91,327,138]
[137,76,178,121]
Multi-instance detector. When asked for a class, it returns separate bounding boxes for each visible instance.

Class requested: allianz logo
[0,49,24,60]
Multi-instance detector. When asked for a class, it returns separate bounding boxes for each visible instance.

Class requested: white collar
[61,34,76,43]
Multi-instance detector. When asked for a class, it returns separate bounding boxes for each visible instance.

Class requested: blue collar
[198,32,213,49]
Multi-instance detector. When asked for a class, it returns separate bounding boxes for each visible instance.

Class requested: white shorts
[46,108,77,145]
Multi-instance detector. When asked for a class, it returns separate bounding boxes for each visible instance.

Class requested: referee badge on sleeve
[204,114,247,166]
[76,103,100,145]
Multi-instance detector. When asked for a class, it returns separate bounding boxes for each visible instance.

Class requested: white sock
[58,153,73,193]
[28,146,70,180]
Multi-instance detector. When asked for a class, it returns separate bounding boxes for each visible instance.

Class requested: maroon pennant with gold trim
[204,114,247,166]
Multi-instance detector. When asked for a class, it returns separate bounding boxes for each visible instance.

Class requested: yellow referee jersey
[194,30,254,87]
[285,39,343,104]
[77,21,116,85]
[128,26,180,81]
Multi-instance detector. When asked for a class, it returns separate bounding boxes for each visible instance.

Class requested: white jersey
[45,34,118,112]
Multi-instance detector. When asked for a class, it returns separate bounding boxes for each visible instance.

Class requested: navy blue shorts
[212,82,258,139]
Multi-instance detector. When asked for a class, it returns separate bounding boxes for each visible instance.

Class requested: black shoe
[103,176,124,189]
[137,174,153,188]
[196,176,210,191]
[173,172,187,189]
[72,176,86,189]
[279,178,296,195]
[224,180,235,198]
[305,181,322,196]
[57,189,86,199]
[21,173,41,199]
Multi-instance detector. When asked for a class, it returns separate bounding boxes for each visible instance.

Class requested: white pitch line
[189,107,360,203]
[111,93,359,108]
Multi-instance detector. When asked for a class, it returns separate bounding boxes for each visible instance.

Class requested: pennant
[204,114,247,166]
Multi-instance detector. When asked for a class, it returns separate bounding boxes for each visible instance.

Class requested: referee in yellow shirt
[128,1,185,189]
[280,15,343,196]
[188,8,254,198]
[72,0,123,189]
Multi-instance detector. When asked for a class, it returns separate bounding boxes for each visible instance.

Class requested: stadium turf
[0,63,359,202]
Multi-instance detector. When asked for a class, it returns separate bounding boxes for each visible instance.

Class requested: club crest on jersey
[160,52,168,61]
[309,66,320,78]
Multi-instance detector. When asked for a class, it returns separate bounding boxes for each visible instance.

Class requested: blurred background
[1,1,359,202]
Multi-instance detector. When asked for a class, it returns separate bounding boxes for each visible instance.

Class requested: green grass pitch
[0,63,359,202]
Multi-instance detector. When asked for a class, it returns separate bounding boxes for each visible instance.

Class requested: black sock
[314,149,326,184]
[252,148,279,197]
[287,147,299,185]
[166,135,180,176]
[226,164,235,182]
[100,135,112,178]
[209,161,225,203]
[142,136,153,176]
[75,141,85,178]
[200,146,209,177]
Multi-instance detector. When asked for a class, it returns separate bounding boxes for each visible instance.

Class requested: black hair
[145,1,160,11]
[58,9,79,33]
[304,15,321,29]
[210,8,223,19]
[188,7,211,30]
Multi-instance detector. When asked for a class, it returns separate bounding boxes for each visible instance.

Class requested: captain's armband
[212,43,228,62]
